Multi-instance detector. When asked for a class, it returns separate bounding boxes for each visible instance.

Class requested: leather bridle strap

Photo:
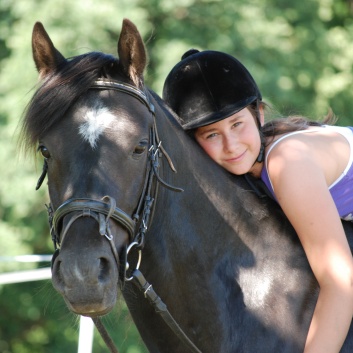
[132,269,202,353]
[51,197,135,248]
[91,79,155,114]
[92,318,120,353]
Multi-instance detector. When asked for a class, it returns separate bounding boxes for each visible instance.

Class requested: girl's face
[194,107,264,176]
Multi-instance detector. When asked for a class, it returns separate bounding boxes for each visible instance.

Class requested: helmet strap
[256,141,265,163]
[255,100,265,164]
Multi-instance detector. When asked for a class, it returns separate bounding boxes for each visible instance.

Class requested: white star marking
[79,104,115,148]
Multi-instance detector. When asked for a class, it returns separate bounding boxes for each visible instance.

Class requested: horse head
[27,19,156,317]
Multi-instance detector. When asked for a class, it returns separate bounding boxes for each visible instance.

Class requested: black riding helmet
[162,49,264,162]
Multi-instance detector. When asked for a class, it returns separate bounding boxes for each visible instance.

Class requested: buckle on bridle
[125,241,142,282]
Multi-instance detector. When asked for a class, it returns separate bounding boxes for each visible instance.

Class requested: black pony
[21,19,353,352]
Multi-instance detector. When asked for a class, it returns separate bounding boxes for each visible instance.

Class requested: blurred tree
[0,0,353,352]
[140,0,353,122]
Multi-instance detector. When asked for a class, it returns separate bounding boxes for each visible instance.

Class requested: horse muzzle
[49,196,134,316]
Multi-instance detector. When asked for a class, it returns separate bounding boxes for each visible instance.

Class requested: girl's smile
[224,149,247,163]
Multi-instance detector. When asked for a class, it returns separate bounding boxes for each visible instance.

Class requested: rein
[37,79,202,353]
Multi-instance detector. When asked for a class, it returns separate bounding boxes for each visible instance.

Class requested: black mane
[21,52,119,150]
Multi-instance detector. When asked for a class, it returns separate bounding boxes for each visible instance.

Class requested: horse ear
[117,19,147,88]
[32,22,66,79]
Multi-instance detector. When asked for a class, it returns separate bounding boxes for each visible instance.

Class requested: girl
[163,49,353,353]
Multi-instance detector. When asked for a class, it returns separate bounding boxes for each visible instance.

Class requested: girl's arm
[267,138,353,353]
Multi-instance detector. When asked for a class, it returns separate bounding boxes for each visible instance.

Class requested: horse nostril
[98,258,110,283]
[52,258,61,278]
[52,259,65,294]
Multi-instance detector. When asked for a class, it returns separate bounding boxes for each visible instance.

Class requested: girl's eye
[206,133,218,139]
[232,122,241,128]
[38,145,51,159]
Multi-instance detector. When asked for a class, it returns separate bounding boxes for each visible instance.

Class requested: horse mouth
[63,295,116,317]
[67,302,114,317]
[51,251,120,317]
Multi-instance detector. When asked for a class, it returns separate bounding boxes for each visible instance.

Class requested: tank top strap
[261,129,322,195]
[265,129,322,160]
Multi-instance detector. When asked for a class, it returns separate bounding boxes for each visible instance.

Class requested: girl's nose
[223,134,238,153]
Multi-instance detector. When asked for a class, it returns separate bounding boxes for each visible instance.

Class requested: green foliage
[1,0,353,351]
[141,0,353,123]
[0,281,147,353]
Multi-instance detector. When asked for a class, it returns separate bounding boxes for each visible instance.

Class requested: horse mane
[20,52,120,151]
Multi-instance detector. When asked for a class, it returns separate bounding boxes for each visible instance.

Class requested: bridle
[36,79,202,353]
[39,79,182,279]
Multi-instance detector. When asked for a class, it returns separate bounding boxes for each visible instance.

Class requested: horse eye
[38,145,51,159]
[133,141,148,155]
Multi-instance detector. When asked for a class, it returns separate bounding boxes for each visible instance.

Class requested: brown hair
[248,102,337,145]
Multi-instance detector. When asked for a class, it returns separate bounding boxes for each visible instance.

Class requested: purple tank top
[260,126,353,221]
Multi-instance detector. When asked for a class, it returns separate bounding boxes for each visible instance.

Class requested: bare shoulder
[265,131,330,211]
[265,133,318,184]
[265,128,350,187]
